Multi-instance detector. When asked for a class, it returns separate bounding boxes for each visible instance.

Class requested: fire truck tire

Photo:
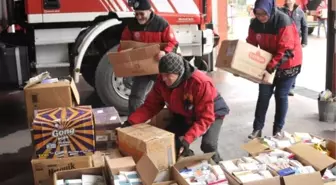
[308,27,315,35]
[95,45,130,115]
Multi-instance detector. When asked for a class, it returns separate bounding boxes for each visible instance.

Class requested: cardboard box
[216,40,275,85]
[149,108,173,130]
[108,41,163,77]
[105,155,171,185]
[31,155,92,185]
[53,167,106,185]
[250,144,336,185]
[92,149,122,167]
[171,153,218,185]
[92,107,121,150]
[32,106,95,159]
[306,15,315,22]
[117,124,175,170]
[223,159,281,185]
[24,77,80,128]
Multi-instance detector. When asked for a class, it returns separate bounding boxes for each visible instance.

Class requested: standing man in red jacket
[123,53,230,163]
[246,0,302,139]
[121,0,179,114]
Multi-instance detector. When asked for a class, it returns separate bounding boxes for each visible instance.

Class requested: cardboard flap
[327,139,336,159]
[241,139,269,156]
[283,171,324,185]
[105,156,136,175]
[69,78,80,104]
[287,143,336,171]
[136,155,159,185]
[120,41,167,51]
[175,153,215,169]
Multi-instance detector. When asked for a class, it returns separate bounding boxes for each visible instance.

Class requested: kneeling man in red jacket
[123,53,230,163]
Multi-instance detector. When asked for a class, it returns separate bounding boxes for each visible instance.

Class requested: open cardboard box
[171,153,228,185]
[222,158,281,185]
[108,41,168,77]
[252,143,336,185]
[31,155,92,185]
[24,76,80,128]
[53,167,106,185]
[105,155,171,185]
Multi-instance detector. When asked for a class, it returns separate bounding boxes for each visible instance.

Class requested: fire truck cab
[0,0,220,115]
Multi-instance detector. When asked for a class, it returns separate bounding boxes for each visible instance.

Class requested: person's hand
[155,51,166,61]
[260,70,272,83]
[121,120,132,128]
[179,139,190,157]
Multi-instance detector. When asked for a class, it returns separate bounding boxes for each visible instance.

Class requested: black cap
[133,0,151,11]
[159,53,185,74]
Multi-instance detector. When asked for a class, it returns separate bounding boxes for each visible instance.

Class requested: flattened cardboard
[287,143,336,171]
[31,156,92,185]
[216,40,275,85]
[53,167,105,185]
[24,77,80,128]
[283,171,324,185]
[240,138,270,156]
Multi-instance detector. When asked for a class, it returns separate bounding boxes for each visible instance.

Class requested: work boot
[288,89,294,96]
[248,130,262,139]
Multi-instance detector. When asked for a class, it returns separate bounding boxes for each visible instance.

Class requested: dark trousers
[166,115,224,163]
[253,76,296,131]
[291,76,296,89]
[128,75,156,114]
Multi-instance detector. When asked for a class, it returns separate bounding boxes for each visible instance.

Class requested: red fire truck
[0,0,224,115]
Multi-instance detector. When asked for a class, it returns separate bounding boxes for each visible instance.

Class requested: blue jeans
[291,76,296,89]
[253,76,296,131]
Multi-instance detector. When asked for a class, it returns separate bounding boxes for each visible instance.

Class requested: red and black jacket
[247,1,302,77]
[128,62,230,144]
[119,12,179,53]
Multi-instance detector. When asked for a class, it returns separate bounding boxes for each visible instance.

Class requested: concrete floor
[0,71,335,185]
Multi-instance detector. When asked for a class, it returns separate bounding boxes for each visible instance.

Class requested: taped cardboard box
[117,124,175,170]
[32,106,95,159]
[53,166,106,185]
[24,77,80,128]
[31,155,92,185]
[105,156,171,185]
[216,40,275,85]
[108,41,167,77]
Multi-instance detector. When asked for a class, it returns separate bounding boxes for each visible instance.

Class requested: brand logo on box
[48,163,75,176]
[248,51,266,64]
[52,128,75,137]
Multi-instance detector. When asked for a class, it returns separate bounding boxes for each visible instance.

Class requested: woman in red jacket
[123,53,230,163]
[247,0,302,139]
